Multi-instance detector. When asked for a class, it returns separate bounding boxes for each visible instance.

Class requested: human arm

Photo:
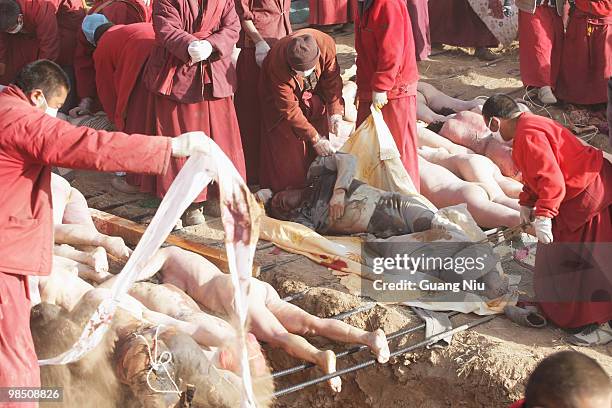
[54,224,131,260]
[152,0,200,63]
[317,41,344,117]
[307,153,357,192]
[34,2,61,61]
[371,1,405,94]
[270,74,320,142]
[242,20,270,66]
[205,0,241,61]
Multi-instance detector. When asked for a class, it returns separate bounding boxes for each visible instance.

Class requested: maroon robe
[140,0,246,202]
[406,0,431,61]
[428,0,498,47]
[234,0,291,185]
[309,0,357,25]
[556,4,611,105]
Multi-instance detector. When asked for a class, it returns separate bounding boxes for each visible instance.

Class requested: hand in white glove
[255,40,271,67]
[254,188,273,205]
[533,216,553,244]
[188,40,213,64]
[329,114,343,135]
[313,136,335,157]
[69,97,94,118]
[171,131,211,157]
[329,188,346,222]
[519,205,534,225]
[372,91,388,111]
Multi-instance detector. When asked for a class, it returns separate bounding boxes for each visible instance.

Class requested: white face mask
[39,93,59,118]
[6,16,23,34]
[296,67,316,77]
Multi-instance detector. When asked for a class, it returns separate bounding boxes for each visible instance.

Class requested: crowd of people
[0,0,611,406]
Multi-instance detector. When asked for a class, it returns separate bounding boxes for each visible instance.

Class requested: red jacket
[235,0,292,48]
[143,0,240,102]
[512,113,604,218]
[93,23,156,130]
[508,400,524,408]
[0,86,171,277]
[354,0,419,101]
[74,0,152,100]
[0,0,85,69]
[575,0,612,17]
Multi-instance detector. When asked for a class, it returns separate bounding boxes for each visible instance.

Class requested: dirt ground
[67,36,612,408]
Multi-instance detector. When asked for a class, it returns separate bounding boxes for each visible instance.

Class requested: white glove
[372,91,388,110]
[520,206,534,225]
[533,216,553,244]
[188,40,213,63]
[171,131,211,157]
[255,40,271,67]
[329,114,343,135]
[313,137,335,157]
[69,97,94,118]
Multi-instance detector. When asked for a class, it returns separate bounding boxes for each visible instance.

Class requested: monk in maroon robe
[141,0,246,226]
[73,0,152,114]
[234,0,291,185]
[483,94,612,346]
[259,29,344,192]
[556,0,611,105]
[406,0,431,61]
[517,0,565,104]
[309,0,358,28]
[428,0,499,60]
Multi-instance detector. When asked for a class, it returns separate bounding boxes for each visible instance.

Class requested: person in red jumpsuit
[72,0,152,116]
[234,0,291,185]
[0,0,85,110]
[556,0,611,105]
[355,0,421,192]
[482,94,612,346]
[0,59,210,405]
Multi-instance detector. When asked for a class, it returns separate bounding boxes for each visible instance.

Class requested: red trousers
[259,94,327,192]
[356,96,420,192]
[428,0,498,47]
[140,93,246,202]
[519,6,564,88]
[309,0,357,25]
[234,48,262,185]
[556,8,611,105]
[534,160,612,329]
[0,272,39,408]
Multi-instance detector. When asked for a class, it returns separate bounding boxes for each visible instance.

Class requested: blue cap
[82,14,110,46]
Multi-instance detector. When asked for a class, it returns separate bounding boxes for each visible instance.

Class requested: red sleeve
[371,1,404,92]
[73,32,98,100]
[153,0,199,63]
[518,132,566,218]
[206,0,240,60]
[270,73,318,143]
[235,0,254,21]
[34,1,61,61]
[518,184,537,208]
[318,39,344,116]
[8,110,171,174]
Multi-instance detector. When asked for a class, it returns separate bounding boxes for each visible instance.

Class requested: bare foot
[318,350,341,392]
[89,246,109,274]
[104,236,132,260]
[366,329,390,364]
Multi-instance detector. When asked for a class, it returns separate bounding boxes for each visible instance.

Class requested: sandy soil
[63,35,612,408]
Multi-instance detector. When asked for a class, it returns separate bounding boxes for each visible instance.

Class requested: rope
[134,325,181,395]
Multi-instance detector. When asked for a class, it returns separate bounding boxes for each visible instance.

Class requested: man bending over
[265,153,435,238]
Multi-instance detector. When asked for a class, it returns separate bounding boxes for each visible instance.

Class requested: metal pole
[273,314,497,398]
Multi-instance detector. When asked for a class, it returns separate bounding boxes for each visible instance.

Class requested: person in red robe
[406,0,431,61]
[73,0,152,115]
[309,0,358,31]
[355,0,421,191]
[0,59,206,403]
[556,0,611,105]
[0,0,85,85]
[259,29,344,192]
[483,94,612,346]
[141,0,247,226]
[509,351,611,408]
[234,0,291,185]
[428,0,499,61]
[516,0,565,104]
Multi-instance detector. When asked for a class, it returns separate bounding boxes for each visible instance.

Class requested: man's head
[82,13,113,46]
[481,94,523,142]
[524,351,612,408]
[268,189,305,220]
[286,34,319,77]
[14,60,69,116]
[0,0,22,33]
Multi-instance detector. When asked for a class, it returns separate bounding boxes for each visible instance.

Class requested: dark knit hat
[286,34,320,71]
